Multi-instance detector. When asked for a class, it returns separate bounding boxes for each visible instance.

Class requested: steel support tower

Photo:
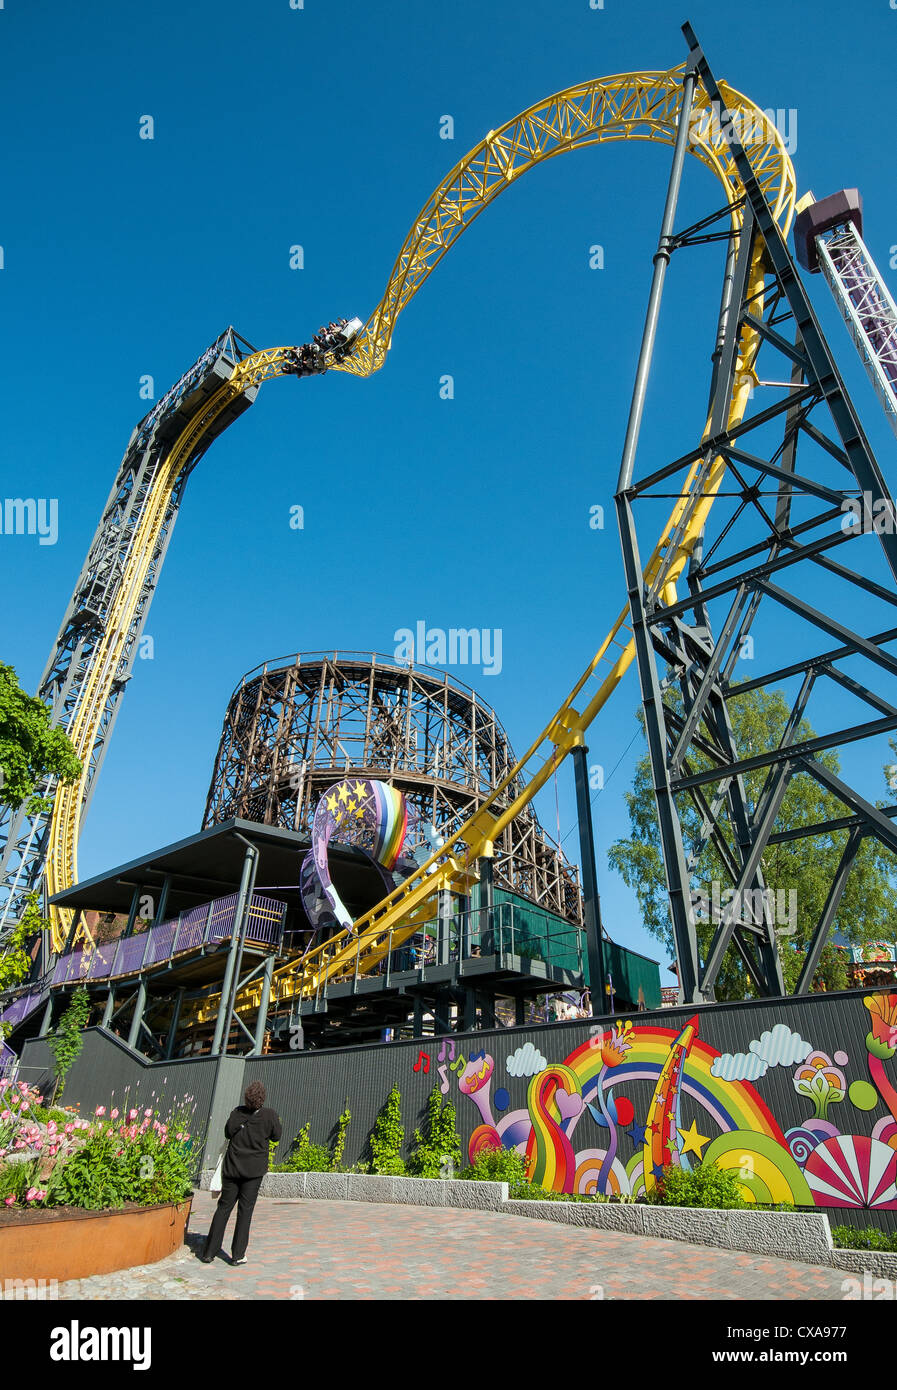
[0,330,259,935]
[614,24,897,1003]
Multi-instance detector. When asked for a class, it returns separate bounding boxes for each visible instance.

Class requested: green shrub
[275,1123,331,1173]
[369,1085,405,1175]
[330,1104,351,1172]
[460,1146,531,1193]
[831,1225,897,1252]
[646,1162,748,1209]
[407,1091,462,1178]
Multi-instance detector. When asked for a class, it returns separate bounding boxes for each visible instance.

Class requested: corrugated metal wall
[20,989,897,1235]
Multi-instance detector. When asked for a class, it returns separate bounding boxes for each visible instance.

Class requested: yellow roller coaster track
[45,67,796,1026]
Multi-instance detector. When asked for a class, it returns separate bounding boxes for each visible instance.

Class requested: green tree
[0,893,46,1001]
[47,985,91,1100]
[0,661,81,810]
[608,688,897,999]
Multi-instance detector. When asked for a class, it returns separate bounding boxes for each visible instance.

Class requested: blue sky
[2,0,897,976]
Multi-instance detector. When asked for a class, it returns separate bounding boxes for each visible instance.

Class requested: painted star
[677,1120,711,1159]
[626,1121,647,1147]
[652,1163,666,1182]
[337,783,349,804]
[354,780,367,798]
[347,799,356,813]
[326,793,338,813]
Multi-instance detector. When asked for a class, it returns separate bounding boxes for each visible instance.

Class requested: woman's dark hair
[244,1080,266,1110]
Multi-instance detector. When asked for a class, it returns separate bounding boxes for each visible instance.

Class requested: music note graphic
[437,1064,450,1095]
[438,1038,456,1063]
[449,1052,466,1074]
[413,1051,431,1074]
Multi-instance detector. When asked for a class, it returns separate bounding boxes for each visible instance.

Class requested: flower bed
[0,1078,199,1275]
[0,1197,192,1281]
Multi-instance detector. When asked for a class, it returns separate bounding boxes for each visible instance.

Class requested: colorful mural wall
[412,991,897,1211]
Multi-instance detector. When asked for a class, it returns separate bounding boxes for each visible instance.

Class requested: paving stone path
[51,1191,851,1300]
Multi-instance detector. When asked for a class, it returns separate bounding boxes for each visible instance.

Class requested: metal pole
[101,988,114,1028]
[613,64,703,1002]
[39,995,53,1035]
[250,955,275,1055]
[571,743,607,1009]
[616,64,697,495]
[163,986,185,1059]
[212,837,257,1055]
[127,976,147,1049]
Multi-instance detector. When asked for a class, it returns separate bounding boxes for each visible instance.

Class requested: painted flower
[864,992,897,1058]
[793,1051,846,1121]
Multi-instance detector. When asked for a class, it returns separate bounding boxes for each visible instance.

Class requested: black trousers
[202,1175,264,1261]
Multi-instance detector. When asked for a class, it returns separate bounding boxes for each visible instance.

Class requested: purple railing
[0,1040,17,1081]
[0,987,48,1030]
[49,891,286,987]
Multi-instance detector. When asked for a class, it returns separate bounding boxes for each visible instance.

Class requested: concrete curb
[199,1170,895,1273]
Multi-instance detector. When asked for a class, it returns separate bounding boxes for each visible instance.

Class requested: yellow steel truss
[46,67,795,1032]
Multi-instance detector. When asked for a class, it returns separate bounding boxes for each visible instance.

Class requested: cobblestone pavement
[51,1191,851,1300]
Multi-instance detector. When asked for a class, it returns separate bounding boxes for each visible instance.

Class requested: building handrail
[49,891,287,988]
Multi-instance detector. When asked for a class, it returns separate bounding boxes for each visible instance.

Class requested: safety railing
[50,891,287,986]
[306,900,585,1007]
[0,985,49,1032]
[0,1039,19,1081]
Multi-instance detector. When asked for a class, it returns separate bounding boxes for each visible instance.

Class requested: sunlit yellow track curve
[46,66,796,981]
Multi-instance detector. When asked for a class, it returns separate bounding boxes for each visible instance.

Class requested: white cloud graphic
[711,1023,812,1084]
[751,1023,811,1068]
[711,1051,768,1082]
[506,1042,547,1078]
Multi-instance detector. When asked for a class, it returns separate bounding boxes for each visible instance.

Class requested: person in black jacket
[200,1080,282,1265]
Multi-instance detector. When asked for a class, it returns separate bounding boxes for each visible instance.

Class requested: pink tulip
[95,1105,106,1117]
[47,1121,57,1135]
[111,1108,119,1119]
[25,1188,39,1202]
[64,1123,74,1134]
[144,1108,152,1117]
[128,1109,138,1121]
[4,1197,15,1206]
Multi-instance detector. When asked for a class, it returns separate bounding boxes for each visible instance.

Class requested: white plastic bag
[210,1148,225,1194]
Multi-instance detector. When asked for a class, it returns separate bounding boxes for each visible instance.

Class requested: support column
[164,987,185,1060]
[39,996,53,1035]
[614,61,702,1002]
[478,851,494,955]
[412,996,424,1040]
[101,988,115,1029]
[437,890,452,965]
[213,835,258,1056]
[571,742,607,1010]
[250,955,275,1056]
[127,976,147,1050]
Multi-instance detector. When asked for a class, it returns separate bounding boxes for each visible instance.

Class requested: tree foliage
[608,687,897,999]
[47,986,91,1100]
[0,661,81,810]
[0,892,45,994]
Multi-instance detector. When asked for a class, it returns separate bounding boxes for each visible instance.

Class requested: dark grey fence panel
[21,988,897,1233]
